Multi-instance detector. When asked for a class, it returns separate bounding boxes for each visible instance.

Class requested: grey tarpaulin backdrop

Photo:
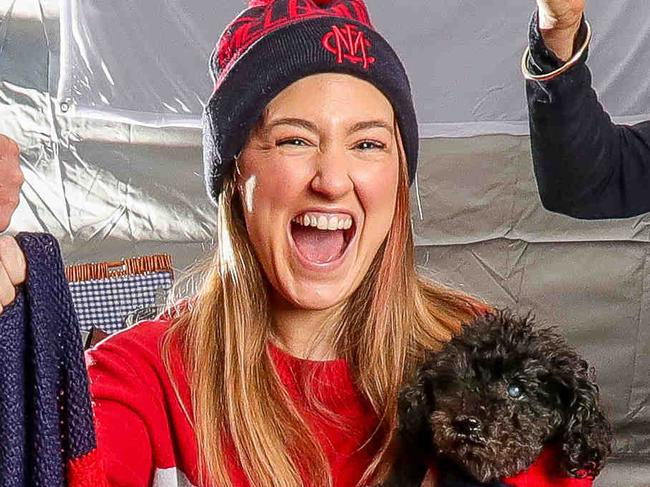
[2,0,650,484]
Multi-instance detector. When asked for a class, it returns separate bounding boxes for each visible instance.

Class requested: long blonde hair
[163,126,486,487]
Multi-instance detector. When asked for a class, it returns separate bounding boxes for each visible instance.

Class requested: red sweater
[83,318,593,487]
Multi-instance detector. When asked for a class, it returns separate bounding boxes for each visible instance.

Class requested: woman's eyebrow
[348,120,393,135]
[263,118,393,136]
[266,118,318,133]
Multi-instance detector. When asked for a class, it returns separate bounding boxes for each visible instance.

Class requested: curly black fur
[382,310,612,486]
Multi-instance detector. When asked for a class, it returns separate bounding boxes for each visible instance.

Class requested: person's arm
[525,9,650,219]
[86,343,159,486]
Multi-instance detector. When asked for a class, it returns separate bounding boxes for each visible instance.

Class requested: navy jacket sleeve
[526,11,650,219]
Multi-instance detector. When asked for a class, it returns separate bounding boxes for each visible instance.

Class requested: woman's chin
[279,281,352,311]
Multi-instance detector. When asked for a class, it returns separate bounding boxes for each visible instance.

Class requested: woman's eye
[507,382,524,399]
[356,140,385,151]
[278,138,308,147]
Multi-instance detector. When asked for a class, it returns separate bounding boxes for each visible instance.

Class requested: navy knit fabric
[0,233,96,486]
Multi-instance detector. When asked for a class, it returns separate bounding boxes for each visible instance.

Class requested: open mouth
[465,434,487,446]
[457,433,487,447]
[289,212,356,266]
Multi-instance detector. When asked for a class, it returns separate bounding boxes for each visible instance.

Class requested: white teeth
[292,212,353,231]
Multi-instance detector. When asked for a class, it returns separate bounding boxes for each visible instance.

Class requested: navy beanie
[203,0,419,203]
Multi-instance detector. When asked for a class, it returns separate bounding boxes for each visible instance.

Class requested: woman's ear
[556,360,613,479]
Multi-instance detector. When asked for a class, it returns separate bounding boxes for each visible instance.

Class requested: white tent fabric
[58,0,650,134]
[2,0,650,485]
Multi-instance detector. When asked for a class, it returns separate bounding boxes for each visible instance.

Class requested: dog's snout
[453,415,482,436]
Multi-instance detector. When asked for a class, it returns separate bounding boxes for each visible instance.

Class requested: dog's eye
[507,383,524,399]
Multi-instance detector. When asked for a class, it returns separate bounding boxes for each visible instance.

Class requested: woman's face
[236,73,399,310]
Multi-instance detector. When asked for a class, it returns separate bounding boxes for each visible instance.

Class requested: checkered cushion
[68,271,173,333]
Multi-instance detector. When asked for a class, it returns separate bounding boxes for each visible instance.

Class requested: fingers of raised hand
[536,0,586,27]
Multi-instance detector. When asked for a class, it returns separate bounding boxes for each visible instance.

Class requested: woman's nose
[309,146,354,199]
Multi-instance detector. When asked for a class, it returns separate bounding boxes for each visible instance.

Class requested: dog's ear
[382,367,437,487]
[396,367,436,448]
[554,359,612,479]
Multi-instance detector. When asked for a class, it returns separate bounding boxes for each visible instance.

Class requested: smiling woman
[83,0,489,484]
[151,70,485,487]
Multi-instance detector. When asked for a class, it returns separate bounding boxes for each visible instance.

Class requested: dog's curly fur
[383,310,612,486]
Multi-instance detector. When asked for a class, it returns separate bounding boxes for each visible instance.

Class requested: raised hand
[0,134,24,232]
[0,134,26,315]
[535,0,586,61]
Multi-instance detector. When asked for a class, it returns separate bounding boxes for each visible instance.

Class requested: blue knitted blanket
[0,233,97,487]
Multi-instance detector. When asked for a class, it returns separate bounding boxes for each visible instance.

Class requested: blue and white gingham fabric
[68,271,173,333]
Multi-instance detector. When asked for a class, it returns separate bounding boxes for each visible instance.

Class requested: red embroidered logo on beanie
[214,0,374,86]
[321,24,375,69]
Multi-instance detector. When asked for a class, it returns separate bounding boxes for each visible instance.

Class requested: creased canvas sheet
[58,0,650,134]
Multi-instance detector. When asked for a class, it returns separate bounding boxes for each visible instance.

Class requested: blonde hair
[163,124,486,486]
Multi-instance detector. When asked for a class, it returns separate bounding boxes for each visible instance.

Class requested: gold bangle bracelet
[521,20,592,82]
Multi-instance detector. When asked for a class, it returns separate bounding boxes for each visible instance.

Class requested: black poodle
[382,310,612,486]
